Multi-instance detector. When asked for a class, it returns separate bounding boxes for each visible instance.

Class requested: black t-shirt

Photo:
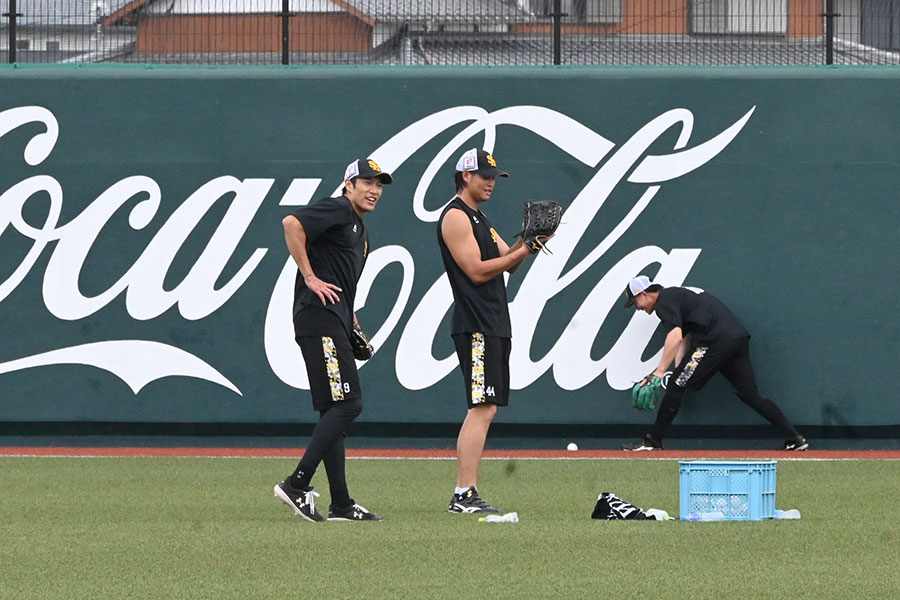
[653,287,749,346]
[290,195,367,338]
[437,197,512,338]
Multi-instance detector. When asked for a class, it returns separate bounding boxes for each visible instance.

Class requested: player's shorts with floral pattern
[452,333,511,408]
[296,332,362,411]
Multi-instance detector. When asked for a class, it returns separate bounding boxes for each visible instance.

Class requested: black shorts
[296,331,362,411]
[452,333,511,409]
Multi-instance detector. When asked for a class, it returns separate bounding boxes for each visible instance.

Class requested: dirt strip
[0,447,898,459]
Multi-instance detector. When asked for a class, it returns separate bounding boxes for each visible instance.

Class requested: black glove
[351,322,374,361]
[517,200,562,254]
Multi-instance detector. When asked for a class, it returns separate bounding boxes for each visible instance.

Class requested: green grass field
[3,456,899,599]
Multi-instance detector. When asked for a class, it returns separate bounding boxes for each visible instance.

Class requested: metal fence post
[280,0,291,65]
[3,0,23,64]
[551,0,563,65]
[821,0,840,65]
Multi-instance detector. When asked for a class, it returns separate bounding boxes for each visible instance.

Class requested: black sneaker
[783,437,809,451]
[622,435,663,451]
[448,487,501,514]
[328,502,384,522]
[274,479,324,522]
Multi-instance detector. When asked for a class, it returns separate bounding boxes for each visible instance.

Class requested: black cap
[455,148,509,178]
[344,158,393,184]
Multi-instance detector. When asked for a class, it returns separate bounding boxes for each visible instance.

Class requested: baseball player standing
[622,275,808,451]
[437,148,538,514]
[274,158,392,522]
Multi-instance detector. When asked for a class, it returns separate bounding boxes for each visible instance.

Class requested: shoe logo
[452,501,480,514]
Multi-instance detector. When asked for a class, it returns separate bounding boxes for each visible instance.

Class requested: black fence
[3,0,899,66]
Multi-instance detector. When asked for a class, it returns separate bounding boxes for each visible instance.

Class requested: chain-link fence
[2,1,899,66]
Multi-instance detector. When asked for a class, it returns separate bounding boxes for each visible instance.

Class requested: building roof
[106,34,897,66]
[140,0,341,15]
[338,0,532,22]
[122,0,531,21]
[1,49,85,61]
[2,0,134,25]
[392,34,898,66]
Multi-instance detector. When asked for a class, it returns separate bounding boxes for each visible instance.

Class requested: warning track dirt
[1,447,898,460]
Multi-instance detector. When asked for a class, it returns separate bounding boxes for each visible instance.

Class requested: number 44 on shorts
[485,386,495,397]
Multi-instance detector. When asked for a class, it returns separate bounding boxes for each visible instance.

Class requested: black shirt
[437,197,512,338]
[290,195,367,338]
[653,287,749,346]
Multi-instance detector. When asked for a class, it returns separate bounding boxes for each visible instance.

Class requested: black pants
[293,398,362,509]
[649,336,800,442]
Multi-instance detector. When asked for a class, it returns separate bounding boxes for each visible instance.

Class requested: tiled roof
[360,34,896,66]
[142,1,340,15]
[109,35,898,66]
[403,35,834,66]
[339,0,532,21]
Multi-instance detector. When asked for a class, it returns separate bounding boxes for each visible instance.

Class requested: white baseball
[566,442,578,452]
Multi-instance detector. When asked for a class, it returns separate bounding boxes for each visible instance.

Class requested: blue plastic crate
[679,460,777,521]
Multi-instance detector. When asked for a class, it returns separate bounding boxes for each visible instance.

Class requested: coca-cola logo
[0,103,755,396]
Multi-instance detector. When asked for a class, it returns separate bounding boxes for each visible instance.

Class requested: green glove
[637,384,654,410]
[633,375,661,411]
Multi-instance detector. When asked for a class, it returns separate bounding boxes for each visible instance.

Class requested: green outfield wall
[0,65,897,439]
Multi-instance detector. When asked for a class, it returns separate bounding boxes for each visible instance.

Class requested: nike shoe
[783,437,809,451]
[448,487,500,514]
[274,479,324,522]
[328,502,384,521]
[622,435,663,451]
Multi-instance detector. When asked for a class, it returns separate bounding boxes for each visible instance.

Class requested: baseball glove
[351,322,374,361]
[517,200,562,254]
[631,374,661,411]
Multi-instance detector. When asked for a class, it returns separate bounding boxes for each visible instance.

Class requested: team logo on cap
[368,160,382,172]
[486,154,497,167]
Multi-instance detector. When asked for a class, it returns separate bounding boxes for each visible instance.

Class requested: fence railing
[2,1,899,66]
